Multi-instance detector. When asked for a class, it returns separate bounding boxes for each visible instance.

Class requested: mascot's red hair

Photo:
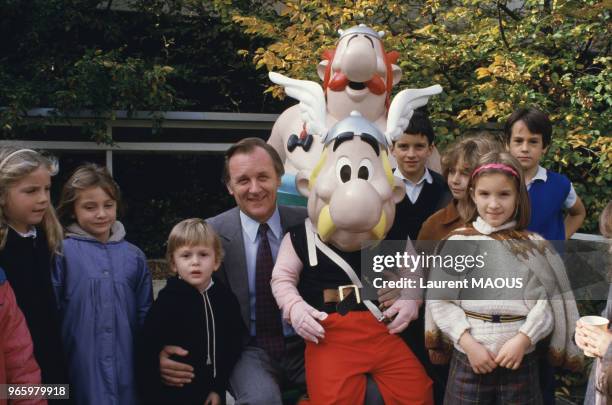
[321,47,400,109]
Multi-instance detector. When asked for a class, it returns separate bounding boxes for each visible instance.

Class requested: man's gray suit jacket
[207,205,307,338]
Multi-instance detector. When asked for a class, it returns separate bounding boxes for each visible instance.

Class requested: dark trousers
[229,336,306,405]
[401,306,448,405]
[539,355,556,405]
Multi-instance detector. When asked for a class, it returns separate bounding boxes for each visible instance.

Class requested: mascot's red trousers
[299,311,433,405]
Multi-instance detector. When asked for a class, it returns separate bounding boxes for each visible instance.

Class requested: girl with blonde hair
[0,147,68,387]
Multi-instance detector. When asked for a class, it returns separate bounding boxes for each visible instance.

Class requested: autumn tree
[1,0,609,232]
[218,0,610,232]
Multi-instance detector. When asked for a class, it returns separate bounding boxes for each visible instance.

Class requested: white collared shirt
[394,168,433,204]
[526,166,577,208]
[239,207,293,336]
[10,226,37,239]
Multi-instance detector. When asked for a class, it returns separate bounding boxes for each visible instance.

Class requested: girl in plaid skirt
[426,152,582,405]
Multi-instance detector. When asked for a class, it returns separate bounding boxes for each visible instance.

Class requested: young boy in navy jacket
[387,109,451,241]
[140,219,244,405]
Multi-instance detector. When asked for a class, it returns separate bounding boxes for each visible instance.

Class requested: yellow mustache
[371,210,387,240]
[316,206,387,241]
[317,205,335,242]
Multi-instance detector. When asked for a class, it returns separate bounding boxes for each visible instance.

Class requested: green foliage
[0,1,175,142]
[221,0,611,233]
[53,49,177,143]
[0,0,282,142]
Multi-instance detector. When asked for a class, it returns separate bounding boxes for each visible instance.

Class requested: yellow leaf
[482,100,500,119]
[475,67,490,79]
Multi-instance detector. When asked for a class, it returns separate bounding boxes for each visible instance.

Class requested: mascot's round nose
[328,179,382,231]
[341,36,377,83]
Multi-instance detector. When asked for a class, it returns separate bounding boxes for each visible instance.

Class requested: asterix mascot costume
[268,24,441,205]
[269,64,442,403]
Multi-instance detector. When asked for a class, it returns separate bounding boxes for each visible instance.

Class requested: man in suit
[207,138,307,403]
[158,137,385,404]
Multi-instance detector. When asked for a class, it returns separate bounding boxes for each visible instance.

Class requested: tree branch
[497,3,511,50]
[439,66,458,92]
[499,3,520,21]
[578,37,593,62]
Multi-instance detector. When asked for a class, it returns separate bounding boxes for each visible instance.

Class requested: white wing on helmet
[385,85,443,143]
[269,71,327,137]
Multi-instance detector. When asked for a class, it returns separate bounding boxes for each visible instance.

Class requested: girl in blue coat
[53,164,153,405]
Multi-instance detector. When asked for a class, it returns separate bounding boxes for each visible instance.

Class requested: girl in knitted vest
[426,151,582,404]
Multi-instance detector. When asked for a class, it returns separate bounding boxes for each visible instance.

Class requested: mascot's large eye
[336,157,352,183]
[358,159,373,180]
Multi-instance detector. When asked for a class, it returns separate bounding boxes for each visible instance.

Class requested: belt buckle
[379,313,391,323]
[491,314,501,323]
[338,284,361,304]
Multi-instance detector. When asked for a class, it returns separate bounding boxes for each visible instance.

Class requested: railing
[0,109,279,174]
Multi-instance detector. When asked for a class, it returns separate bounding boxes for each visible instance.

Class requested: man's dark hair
[404,109,435,145]
[504,107,552,147]
[223,137,285,184]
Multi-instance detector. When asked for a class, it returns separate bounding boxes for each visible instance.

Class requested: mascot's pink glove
[289,301,328,343]
[272,234,328,343]
[383,299,420,334]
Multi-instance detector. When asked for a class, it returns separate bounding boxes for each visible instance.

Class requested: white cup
[579,315,610,357]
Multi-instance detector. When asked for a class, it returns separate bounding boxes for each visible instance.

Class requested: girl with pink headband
[471,162,519,179]
[426,151,582,404]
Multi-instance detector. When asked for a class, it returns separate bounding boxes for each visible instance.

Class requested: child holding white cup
[575,201,612,404]
[578,316,611,357]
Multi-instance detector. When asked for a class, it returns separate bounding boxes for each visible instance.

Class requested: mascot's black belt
[323,285,368,316]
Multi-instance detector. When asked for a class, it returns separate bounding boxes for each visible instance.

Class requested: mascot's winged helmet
[269,25,443,250]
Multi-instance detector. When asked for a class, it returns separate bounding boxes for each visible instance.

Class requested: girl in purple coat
[53,164,153,405]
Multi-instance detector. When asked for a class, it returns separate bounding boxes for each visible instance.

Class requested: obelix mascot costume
[269,56,442,403]
[268,24,441,205]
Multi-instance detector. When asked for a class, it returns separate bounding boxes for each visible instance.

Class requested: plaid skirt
[444,349,542,405]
